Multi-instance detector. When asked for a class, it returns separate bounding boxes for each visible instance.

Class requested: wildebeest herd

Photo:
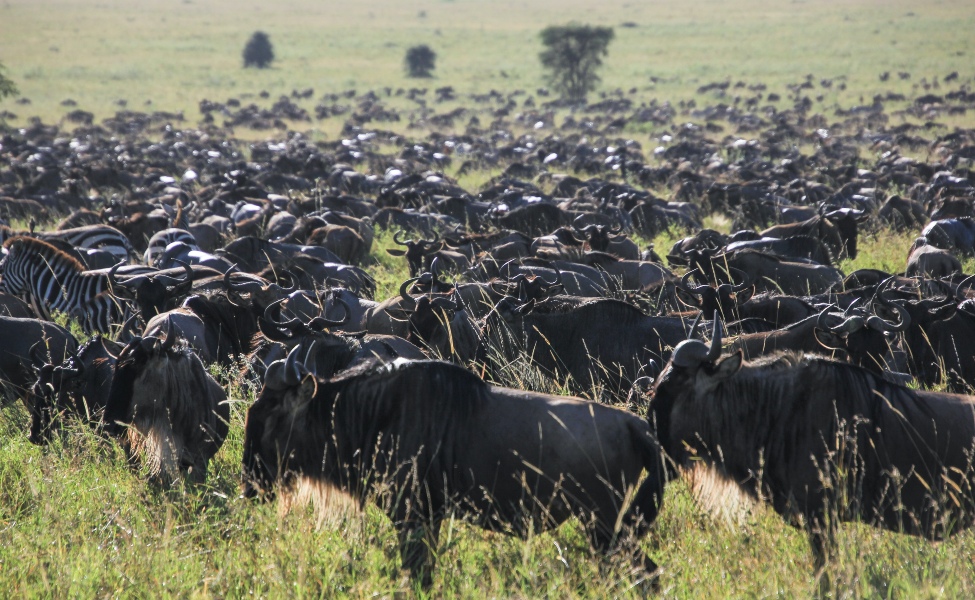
[3,75,975,587]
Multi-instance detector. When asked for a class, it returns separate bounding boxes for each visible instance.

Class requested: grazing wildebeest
[242,359,665,587]
[103,323,229,484]
[649,318,975,578]
[27,336,122,444]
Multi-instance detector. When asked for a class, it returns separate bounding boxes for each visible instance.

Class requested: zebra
[38,225,134,263]
[0,236,131,335]
[144,228,198,266]
[0,224,135,265]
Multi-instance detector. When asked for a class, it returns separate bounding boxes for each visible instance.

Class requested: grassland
[3,0,975,597]
[1,0,973,127]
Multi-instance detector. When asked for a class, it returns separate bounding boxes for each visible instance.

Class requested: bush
[243,31,274,69]
[539,23,614,103]
[404,44,437,78]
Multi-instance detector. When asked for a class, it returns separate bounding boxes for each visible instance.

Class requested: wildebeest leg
[397,518,441,589]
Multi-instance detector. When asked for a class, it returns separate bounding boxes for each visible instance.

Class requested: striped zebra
[0,236,130,335]
[0,224,134,264]
[144,228,198,266]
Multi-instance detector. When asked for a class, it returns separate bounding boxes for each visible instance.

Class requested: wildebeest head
[109,260,194,319]
[649,311,730,461]
[675,268,753,317]
[813,283,909,373]
[822,206,868,260]
[103,320,181,438]
[385,231,443,277]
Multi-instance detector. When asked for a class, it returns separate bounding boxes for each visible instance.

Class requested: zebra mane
[3,236,87,272]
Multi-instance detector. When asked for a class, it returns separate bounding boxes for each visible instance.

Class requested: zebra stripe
[0,236,129,334]
[39,225,134,262]
[0,224,134,263]
[144,228,198,266]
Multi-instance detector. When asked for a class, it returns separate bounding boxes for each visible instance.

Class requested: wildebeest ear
[711,352,742,381]
[386,248,407,257]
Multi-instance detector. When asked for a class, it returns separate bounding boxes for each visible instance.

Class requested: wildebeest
[477,296,692,394]
[103,323,229,484]
[0,316,78,407]
[649,319,975,576]
[242,359,665,587]
[761,207,866,260]
[27,336,122,444]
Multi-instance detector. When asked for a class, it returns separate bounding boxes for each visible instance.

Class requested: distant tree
[404,45,437,78]
[539,23,614,103]
[0,61,17,100]
[243,31,274,69]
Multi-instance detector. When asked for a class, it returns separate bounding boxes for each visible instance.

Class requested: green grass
[3,0,975,595]
[1,0,973,129]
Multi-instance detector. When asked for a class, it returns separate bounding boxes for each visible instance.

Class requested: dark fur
[650,351,975,572]
[104,339,228,484]
[243,360,664,586]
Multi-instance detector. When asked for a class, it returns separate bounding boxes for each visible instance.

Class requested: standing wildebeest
[103,323,229,484]
[649,319,975,577]
[242,359,665,587]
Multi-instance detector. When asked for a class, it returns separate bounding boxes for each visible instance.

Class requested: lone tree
[243,31,274,69]
[0,61,17,100]
[404,44,437,78]
[539,23,614,103]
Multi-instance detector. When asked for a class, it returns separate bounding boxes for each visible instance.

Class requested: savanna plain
[2,0,975,597]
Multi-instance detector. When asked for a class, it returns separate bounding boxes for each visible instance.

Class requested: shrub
[243,31,274,69]
[539,23,614,103]
[404,44,437,78]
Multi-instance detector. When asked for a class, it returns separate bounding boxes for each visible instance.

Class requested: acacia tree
[539,24,614,103]
[0,61,17,100]
[243,31,275,69]
[404,44,437,78]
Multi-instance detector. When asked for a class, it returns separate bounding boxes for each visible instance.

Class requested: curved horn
[153,260,194,292]
[729,267,753,293]
[706,310,723,362]
[393,230,411,246]
[29,341,49,366]
[161,318,178,352]
[307,297,352,330]
[866,300,911,333]
[108,261,125,290]
[225,269,265,294]
[677,269,711,295]
[262,297,304,331]
[399,278,418,311]
[282,344,304,387]
[817,306,864,334]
